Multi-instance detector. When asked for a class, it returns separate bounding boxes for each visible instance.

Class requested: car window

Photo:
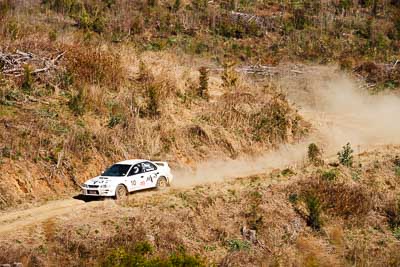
[102,164,131,177]
[128,164,143,176]
[142,162,157,172]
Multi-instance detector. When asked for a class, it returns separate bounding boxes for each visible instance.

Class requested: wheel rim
[159,179,166,188]
[117,187,126,198]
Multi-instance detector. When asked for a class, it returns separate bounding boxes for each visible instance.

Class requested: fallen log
[0,50,64,76]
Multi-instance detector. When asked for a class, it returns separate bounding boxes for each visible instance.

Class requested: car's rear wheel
[115,184,128,200]
[156,177,168,190]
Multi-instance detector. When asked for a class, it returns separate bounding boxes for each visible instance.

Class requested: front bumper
[81,187,115,197]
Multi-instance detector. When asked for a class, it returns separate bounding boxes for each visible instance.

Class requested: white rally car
[80,159,173,199]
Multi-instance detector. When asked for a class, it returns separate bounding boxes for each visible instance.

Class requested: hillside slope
[1,0,400,208]
[1,145,400,266]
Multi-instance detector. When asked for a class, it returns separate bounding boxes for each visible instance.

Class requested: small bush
[133,241,153,255]
[108,114,125,128]
[0,0,15,17]
[304,194,323,231]
[288,193,298,204]
[102,242,204,267]
[221,61,238,89]
[77,7,106,33]
[338,142,354,167]
[308,143,323,166]
[68,87,86,115]
[21,65,34,92]
[394,227,400,240]
[42,0,82,14]
[394,156,400,167]
[386,199,400,230]
[296,178,373,220]
[146,84,160,118]
[321,169,337,181]
[282,168,295,177]
[48,29,58,41]
[65,45,125,89]
[395,167,400,177]
[226,239,250,251]
[198,66,209,99]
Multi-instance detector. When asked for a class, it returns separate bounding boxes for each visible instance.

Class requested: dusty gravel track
[0,190,162,236]
[0,199,89,235]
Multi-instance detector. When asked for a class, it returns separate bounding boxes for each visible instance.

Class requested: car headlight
[81,184,88,188]
[100,184,110,188]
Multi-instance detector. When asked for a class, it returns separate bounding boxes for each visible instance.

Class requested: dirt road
[0,199,89,235]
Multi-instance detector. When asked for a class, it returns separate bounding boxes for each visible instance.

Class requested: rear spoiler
[154,161,169,167]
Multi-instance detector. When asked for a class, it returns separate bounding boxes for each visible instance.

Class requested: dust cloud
[294,70,400,152]
[173,68,400,187]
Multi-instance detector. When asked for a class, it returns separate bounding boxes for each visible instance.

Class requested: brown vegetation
[1,147,400,266]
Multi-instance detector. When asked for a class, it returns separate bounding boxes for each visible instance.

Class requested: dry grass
[1,2,400,266]
[63,44,126,90]
[0,43,309,208]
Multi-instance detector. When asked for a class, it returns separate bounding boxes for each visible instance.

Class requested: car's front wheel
[156,177,168,190]
[115,184,128,200]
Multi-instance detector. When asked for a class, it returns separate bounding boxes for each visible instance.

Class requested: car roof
[115,159,149,165]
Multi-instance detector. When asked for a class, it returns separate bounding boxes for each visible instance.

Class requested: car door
[126,163,144,191]
[141,162,159,188]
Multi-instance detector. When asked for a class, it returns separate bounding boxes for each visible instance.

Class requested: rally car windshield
[102,164,131,177]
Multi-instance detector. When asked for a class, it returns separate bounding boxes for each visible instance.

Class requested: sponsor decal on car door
[142,162,158,187]
[127,163,144,191]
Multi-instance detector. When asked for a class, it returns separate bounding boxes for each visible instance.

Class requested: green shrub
[102,242,204,267]
[321,169,337,181]
[173,0,181,12]
[21,65,34,92]
[393,227,400,240]
[226,239,250,251]
[57,70,74,90]
[68,87,86,115]
[41,0,82,14]
[292,8,307,30]
[5,20,20,40]
[133,241,153,255]
[281,168,295,177]
[48,29,58,41]
[337,0,353,11]
[108,114,124,128]
[0,0,15,17]
[394,156,400,167]
[146,84,160,118]
[79,8,106,33]
[338,142,354,167]
[396,167,400,178]
[288,193,298,204]
[386,199,400,230]
[304,194,322,231]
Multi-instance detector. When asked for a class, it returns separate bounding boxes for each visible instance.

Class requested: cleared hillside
[1,146,400,266]
[1,1,400,266]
